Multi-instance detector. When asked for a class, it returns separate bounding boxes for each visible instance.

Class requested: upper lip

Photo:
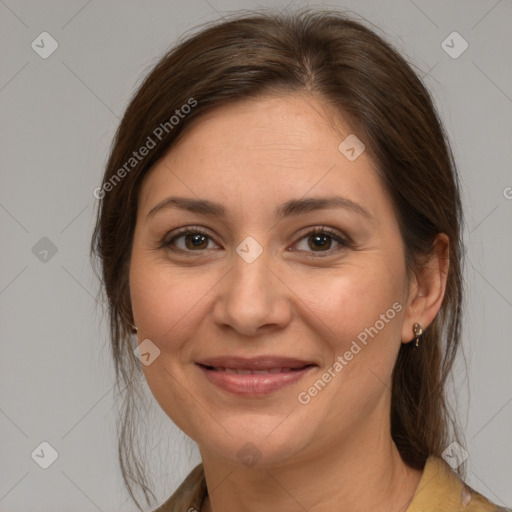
[196,356,317,370]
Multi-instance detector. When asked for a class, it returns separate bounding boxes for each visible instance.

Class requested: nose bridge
[213,236,290,334]
[232,238,270,297]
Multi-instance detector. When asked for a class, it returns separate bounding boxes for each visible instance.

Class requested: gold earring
[413,323,423,349]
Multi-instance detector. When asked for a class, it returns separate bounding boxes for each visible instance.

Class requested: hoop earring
[413,323,423,349]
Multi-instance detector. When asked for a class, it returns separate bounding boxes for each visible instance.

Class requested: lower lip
[197,365,315,396]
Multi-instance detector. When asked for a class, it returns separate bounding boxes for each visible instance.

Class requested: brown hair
[91,9,464,510]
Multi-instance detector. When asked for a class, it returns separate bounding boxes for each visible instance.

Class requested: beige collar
[406,456,498,512]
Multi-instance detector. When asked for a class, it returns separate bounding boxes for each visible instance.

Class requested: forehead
[138,93,388,220]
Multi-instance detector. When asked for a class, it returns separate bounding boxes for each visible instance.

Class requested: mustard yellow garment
[152,456,508,512]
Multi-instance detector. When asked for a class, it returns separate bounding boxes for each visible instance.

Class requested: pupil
[187,233,207,249]
[310,234,330,251]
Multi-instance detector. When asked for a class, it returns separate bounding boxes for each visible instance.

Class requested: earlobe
[401,233,450,344]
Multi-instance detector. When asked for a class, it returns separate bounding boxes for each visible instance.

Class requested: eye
[292,227,349,257]
[162,227,219,252]
[161,226,350,257]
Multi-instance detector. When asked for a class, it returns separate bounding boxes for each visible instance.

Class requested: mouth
[199,365,315,374]
[195,356,317,396]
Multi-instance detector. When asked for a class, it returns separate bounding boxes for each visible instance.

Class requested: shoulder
[407,456,510,512]
[151,463,207,512]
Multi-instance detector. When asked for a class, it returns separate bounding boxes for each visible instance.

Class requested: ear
[401,233,450,344]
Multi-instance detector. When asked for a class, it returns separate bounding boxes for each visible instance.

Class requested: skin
[129,92,449,512]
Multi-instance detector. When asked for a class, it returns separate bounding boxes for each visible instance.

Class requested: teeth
[213,367,301,374]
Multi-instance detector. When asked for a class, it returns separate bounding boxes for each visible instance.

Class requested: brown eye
[163,228,219,252]
[308,233,333,251]
[182,232,209,250]
[293,228,349,257]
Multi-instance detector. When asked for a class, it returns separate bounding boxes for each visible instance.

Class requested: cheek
[294,261,405,350]
[292,265,405,421]
[130,260,211,345]
[129,254,214,436]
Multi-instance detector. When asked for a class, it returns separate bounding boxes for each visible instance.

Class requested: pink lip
[196,356,315,370]
[195,356,317,396]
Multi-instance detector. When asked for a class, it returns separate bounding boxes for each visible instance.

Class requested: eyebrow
[147,195,372,220]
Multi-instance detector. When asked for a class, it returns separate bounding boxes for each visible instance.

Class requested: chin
[195,416,317,469]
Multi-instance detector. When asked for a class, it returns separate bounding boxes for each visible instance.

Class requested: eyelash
[160,225,351,258]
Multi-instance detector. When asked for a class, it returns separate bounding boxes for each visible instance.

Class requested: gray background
[1,0,511,510]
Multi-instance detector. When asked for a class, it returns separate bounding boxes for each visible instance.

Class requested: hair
[90,9,464,510]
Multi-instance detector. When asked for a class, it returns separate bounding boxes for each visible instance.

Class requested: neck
[199,414,423,512]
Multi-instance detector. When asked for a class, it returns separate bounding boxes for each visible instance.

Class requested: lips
[195,356,317,396]
[196,356,315,371]
[210,367,303,375]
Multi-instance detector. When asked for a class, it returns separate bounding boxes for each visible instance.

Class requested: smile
[206,366,307,374]
[195,357,317,396]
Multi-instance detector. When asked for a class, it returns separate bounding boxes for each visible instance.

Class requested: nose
[212,247,292,337]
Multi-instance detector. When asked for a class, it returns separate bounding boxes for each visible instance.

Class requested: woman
[91,10,508,512]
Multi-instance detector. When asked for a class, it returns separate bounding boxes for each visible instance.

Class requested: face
[129,93,411,468]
